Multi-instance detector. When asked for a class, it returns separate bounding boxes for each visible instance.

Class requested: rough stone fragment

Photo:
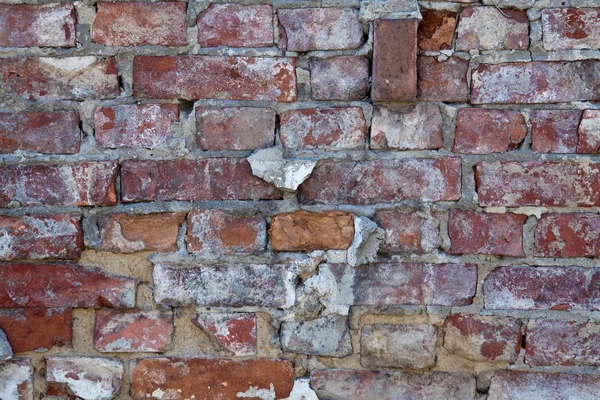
[534,213,600,257]
[0,308,72,353]
[417,56,469,102]
[542,8,600,51]
[531,109,581,153]
[0,328,11,360]
[374,210,439,253]
[488,371,600,400]
[577,110,600,153]
[247,147,317,192]
[418,10,457,52]
[281,315,352,357]
[310,56,369,100]
[358,0,421,22]
[347,216,383,267]
[193,313,257,356]
[0,359,33,400]
[456,6,529,50]
[286,379,319,400]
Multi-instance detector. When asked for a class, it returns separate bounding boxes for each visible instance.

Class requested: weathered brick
[448,210,527,257]
[278,8,362,52]
[0,161,118,207]
[121,159,281,202]
[531,109,581,153]
[299,158,462,205]
[443,313,522,362]
[195,107,275,150]
[0,3,76,47]
[361,324,437,369]
[0,308,72,353]
[417,56,469,102]
[279,107,367,150]
[471,61,600,104]
[370,103,443,150]
[453,108,527,154]
[131,358,294,399]
[94,310,173,353]
[187,210,266,254]
[0,57,119,101]
[94,104,179,149]
[372,19,418,101]
[0,111,80,154]
[374,210,439,253]
[99,212,186,253]
[197,4,273,48]
[281,315,352,357]
[476,161,600,207]
[577,110,600,153]
[133,56,296,102]
[542,8,600,51]
[456,6,528,50]
[193,313,257,356]
[488,371,600,400]
[418,10,457,52]
[310,56,369,100]
[534,213,600,258]
[0,263,136,308]
[0,359,33,400]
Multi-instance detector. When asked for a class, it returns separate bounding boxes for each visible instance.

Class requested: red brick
[488,371,600,400]
[0,111,79,154]
[542,8,600,51]
[453,108,527,154]
[372,19,417,101]
[193,313,257,356]
[279,107,367,150]
[131,358,294,399]
[484,266,600,310]
[278,8,362,52]
[0,3,76,47]
[374,210,439,253]
[534,213,600,258]
[449,210,526,257]
[195,107,275,150]
[443,313,522,362]
[577,110,600,153]
[471,61,600,104]
[476,161,600,207]
[531,109,581,153]
[133,56,296,101]
[456,6,528,51]
[0,359,33,400]
[299,157,462,205]
[0,161,118,207]
[0,214,83,261]
[0,308,72,353]
[418,10,457,52]
[121,159,281,202]
[418,56,469,102]
[94,310,173,353]
[99,212,186,253]
[310,56,369,101]
[197,4,273,48]
[187,210,266,254]
[0,57,119,101]
[92,2,187,46]
[94,104,179,149]
[0,263,136,308]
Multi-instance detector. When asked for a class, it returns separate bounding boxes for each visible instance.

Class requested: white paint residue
[248,147,317,192]
[282,379,319,400]
[237,383,276,400]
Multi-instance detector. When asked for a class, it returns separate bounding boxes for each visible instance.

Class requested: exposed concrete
[347,216,384,267]
[248,147,317,192]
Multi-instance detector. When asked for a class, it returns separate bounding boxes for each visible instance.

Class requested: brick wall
[1,0,599,399]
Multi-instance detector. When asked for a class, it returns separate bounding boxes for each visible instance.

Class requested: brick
[534,213,600,258]
[443,313,522,362]
[299,158,462,205]
[310,56,369,100]
[374,210,439,253]
[193,313,257,356]
[577,110,600,153]
[121,159,281,202]
[531,109,581,153]
[0,263,136,308]
[94,104,179,149]
[0,308,72,353]
[131,358,294,399]
[133,56,296,102]
[476,161,600,207]
[197,4,273,48]
[187,210,266,254]
[281,315,352,357]
[448,210,527,257]
[0,57,119,101]
[279,107,367,150]
[488,371,600,400]
[195,107,275,150]
[0,359,33,400]
[0,161,118,207]
[153,263,295,308]
[372,19,418,101]
[417,56,469,102]
[456,6,528,51]
[311,370,476,400]
[453,108,527,154]
[0,214,83,261]
[418,10,457,52]
[471,61,600,104]
[94,310,173,353]
[0,3,75,47]
[278,8,362,52]
[542,8,600,50]
[370,103,443,150]
[361,324,437,369]
[99,212,186,253]
[269,210,354,252]
[0,111,80,154]
[92,2,187,46]
[484,266,600,310]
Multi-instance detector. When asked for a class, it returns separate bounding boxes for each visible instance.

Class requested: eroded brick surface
[418,10,457,52]
[488,371,600,400]
[577,109,600,153]
[310,56,369,100]
[281,315,352,357]
[0,308,72,353]
[417,56,469,102]
[542,8,600,50]
[193,313,257,356]
[531,109,581,153]
[534,213,600,257]
[456,6,528,50]
[0,3,75,47]
[374,210,439,254]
